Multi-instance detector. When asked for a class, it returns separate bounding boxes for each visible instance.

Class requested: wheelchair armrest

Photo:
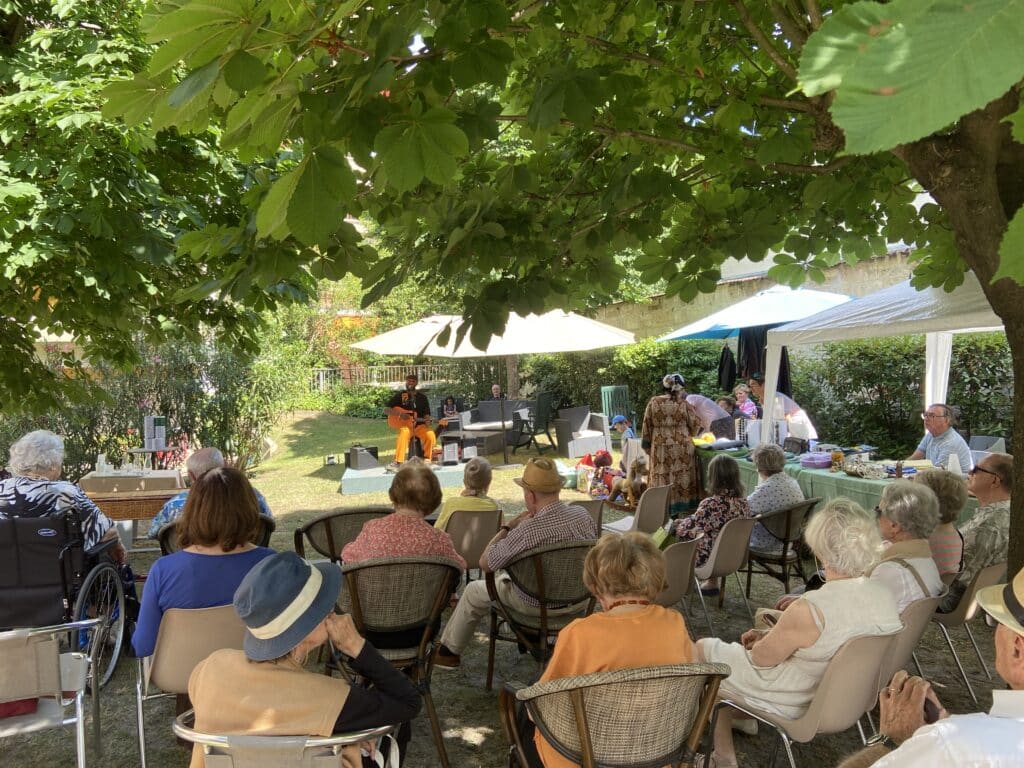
[86,537,119,561]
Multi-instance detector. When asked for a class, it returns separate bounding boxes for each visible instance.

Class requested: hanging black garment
[717,346,737,391]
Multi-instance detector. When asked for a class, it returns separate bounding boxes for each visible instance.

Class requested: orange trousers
[395,423,436,463]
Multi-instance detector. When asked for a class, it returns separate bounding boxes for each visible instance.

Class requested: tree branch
[730,0,798,82]
[804,0,823,30]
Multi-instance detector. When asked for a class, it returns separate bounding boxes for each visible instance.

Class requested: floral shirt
[0,476,113,550]
[341,512,466,568]
[147,487,274,538]
[940,498,1010,612]
[676,494,750,567]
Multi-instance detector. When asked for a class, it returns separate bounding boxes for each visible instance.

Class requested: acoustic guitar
[387,407,448,431]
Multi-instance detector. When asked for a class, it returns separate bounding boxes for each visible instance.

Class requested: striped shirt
[928,524,964,576]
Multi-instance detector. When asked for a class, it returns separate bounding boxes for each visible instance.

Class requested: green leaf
[1007,106,1024,143]
[101,76,167,126]
[286,145,356,247]
[255,168,302,240]
[451,39,514,88]
[223,50,266,92]
[146,0,253,75]
[373,109,468,192]
[167,60,220,108]
[526,79,565,131]
[992,209,1024,285]
[801,0,1024,154]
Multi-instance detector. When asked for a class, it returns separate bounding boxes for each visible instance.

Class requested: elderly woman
[676,454,750,594]
[342,459,464,568]
[519,533,695,768]
[188,552,421,768]
[746,443,804,552]
[698,499,902,767]
[433,457,499,532]
[870,481,944,614]
[132,467,274,657]
[0,430,124,561]
[914,469,969,576]
[642,373,703,516]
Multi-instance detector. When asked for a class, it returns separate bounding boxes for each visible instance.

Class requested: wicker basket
[87,490,178,521]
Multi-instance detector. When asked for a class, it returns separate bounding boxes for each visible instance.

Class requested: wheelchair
[0,509,128,689]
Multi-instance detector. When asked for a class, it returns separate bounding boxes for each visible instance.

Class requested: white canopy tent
[760,272,1004,440]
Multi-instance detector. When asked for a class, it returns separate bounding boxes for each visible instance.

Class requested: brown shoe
[433,645,461,669]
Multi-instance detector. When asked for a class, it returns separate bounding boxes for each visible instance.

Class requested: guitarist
[384,374,437,467]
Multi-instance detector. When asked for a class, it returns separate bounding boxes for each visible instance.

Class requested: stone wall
[596,251,913,339]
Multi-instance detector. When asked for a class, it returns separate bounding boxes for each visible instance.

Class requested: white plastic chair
[0,618,101,768]
[602,485,670,534]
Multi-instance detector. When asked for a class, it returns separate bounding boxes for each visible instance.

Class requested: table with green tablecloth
[696,448,978,523]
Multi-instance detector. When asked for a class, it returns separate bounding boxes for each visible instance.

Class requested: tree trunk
[895,90,1024,575]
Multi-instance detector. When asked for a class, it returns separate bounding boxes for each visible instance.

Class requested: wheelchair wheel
[73,562,125,690]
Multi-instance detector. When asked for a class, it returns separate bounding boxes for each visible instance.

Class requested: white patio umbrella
[351,310,635,357]
[656,286,853,341]
[351,310,636,465]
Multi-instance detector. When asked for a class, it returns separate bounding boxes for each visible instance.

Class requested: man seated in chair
[147,447,274,539]
[939,452,1012,613]
[384,374,436,470]
[433,458,597,668]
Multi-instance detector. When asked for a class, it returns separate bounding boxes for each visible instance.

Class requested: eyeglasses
[984,611,999,628]
[921,412,948,420]
[968,466,998,479]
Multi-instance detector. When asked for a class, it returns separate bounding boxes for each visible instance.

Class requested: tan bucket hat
[513,458,563,494]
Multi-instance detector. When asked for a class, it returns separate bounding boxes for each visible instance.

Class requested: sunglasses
[968,466,998,479]
[984,611,999,629]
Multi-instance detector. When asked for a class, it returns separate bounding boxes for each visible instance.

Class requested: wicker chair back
[293,506,392,562]
[159,516,276,557]
[520,663,730,767]
[340,556,459,634]
[504,540,596,607]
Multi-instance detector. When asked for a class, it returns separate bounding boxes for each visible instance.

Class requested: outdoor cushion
[558,406,591,434]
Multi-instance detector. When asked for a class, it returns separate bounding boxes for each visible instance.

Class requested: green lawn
[1,411,1005,768]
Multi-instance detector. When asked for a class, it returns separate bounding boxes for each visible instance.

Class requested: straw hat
[513,458,563,494]
[977,568,1024,637]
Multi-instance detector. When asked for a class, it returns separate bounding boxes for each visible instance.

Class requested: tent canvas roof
[657,285,853,341]
[767,272,1002,347]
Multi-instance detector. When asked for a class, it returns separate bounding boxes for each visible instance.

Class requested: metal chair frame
[744,498,821,597]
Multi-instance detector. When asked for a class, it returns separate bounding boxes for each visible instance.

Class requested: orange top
[534,605,694,768]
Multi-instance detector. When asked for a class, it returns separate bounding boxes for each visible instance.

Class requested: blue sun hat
[233,552,342,661]
[611,415,628,426]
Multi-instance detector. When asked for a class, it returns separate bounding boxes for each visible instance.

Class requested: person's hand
[774,595,797,611]
[879,671,948,745]
[508,509,534,528]
[325,613,366,659]
[740,629,766,650]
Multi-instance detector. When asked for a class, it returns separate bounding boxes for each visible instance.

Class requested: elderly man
[840,567,1024,766]
[907,403,973,472]
[939,451,1012,613]
[384,373,436,468]
[489,383,504,400]
[0,429,125,561]
[433,458,597,668]
[147,447,273,538]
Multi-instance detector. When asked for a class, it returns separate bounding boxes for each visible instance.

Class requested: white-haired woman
[871,480,944,614]
[0,430,124,560]
[697,498,902,767]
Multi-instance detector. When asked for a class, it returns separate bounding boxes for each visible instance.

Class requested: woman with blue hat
[186,551,420,767]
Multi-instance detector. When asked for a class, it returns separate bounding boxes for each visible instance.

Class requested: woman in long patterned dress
[641,373,702,516]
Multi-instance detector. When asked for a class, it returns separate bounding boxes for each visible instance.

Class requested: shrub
[789,332,1012,457]
[289,384,394,418]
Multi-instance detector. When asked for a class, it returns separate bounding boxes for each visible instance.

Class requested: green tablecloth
[697,448,978,523]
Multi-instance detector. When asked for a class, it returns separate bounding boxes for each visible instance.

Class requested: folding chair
[707,632,898,768]
[174,709,397,767]
[135,605,247,768]
[0,618,101,768]
[693,516,757,635]
[602,485,670,534]
[443,508,503,583]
